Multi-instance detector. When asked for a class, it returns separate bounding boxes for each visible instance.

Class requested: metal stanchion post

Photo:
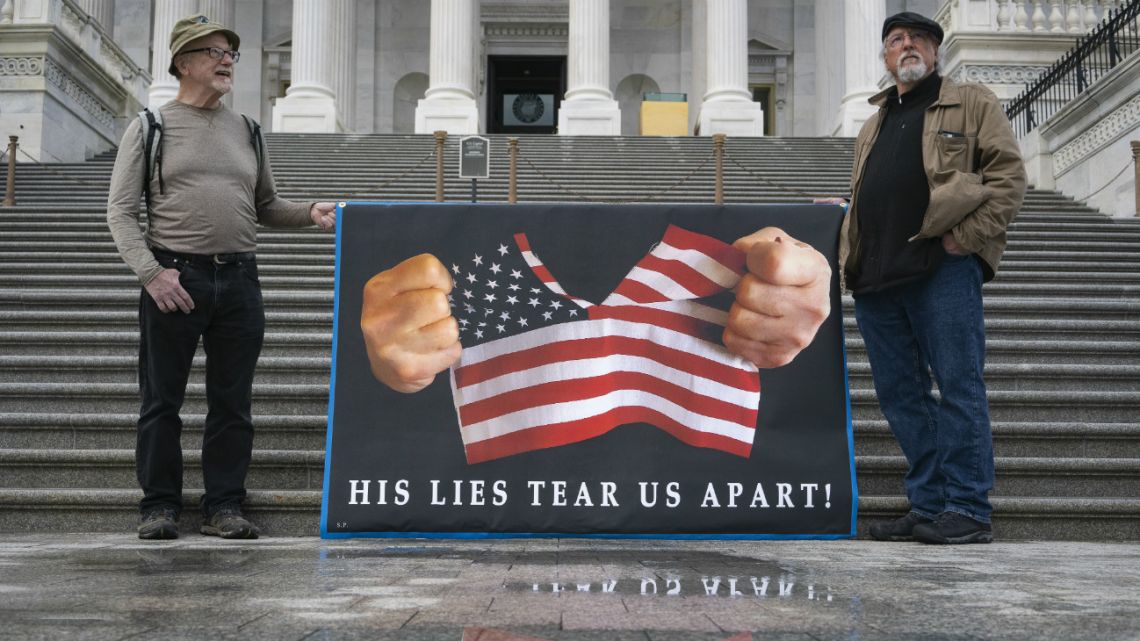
[433,130,447,202]
[508,137,518,204]
[4,136,16,207]
[713,133,725,205]
[1132,141,1139,217]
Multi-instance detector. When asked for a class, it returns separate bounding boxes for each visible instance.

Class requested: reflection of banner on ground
[322,203,855,538]
[464,630,754,641]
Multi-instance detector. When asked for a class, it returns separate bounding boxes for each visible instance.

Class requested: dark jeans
[853,254,995,523]
[136,251,265,517]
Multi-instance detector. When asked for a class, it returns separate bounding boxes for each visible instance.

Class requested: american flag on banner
[445,224,762,465]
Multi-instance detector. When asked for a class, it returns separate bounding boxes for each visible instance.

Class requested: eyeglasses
[179,47,240,63]
[885,30,933,50]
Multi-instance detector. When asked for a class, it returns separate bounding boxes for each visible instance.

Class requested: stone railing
[935,0,1120,34]
[0,0,150,105]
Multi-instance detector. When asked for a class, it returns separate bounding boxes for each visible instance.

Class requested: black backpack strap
[242,114,264,185]
[137,108,164,211]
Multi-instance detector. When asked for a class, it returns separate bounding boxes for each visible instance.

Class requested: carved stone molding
[44,58,115,130]
[1054,93,1140,174]
[481,1,569,51]
[0,56,45,75]
[484,23,568,38]
[952,64,1048,85]
[59,0,86,39]
[482,3,568,23]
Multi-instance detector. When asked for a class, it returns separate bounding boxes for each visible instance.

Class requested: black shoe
[869,512,933,541]
[201,506,261,539]
[913,512,993,544]
[138,507,179,540]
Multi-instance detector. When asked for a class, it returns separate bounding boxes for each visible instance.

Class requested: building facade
[1,0,1134,215]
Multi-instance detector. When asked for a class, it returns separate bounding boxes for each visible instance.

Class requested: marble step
[0,489,1136,540]
[2,413,1136,458]
[0,381,1136,422]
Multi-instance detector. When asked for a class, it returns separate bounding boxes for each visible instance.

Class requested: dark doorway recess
[487,56,566,134]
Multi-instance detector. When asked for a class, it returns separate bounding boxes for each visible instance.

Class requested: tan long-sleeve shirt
[107,100,312,285]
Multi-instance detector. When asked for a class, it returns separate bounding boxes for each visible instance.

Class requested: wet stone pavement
[0,535,1138,641]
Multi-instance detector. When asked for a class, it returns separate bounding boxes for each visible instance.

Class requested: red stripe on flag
[610,278,668,304]
[513,233,531,252]
[661,225,747,275]
[458,370,758,426]
[634,252,731,299]
[587,305,724,342]
[530,263,556,284]
[454,335,756,392]
[464,405,755,464]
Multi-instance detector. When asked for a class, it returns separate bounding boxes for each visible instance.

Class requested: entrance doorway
[751,84,775,136]
[487,56,566,134]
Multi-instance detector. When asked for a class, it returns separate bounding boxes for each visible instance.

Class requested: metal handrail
[1005,0,1140,138]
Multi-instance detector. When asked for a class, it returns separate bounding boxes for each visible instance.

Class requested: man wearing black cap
[824,12,1026,543]
[107,15,338,540]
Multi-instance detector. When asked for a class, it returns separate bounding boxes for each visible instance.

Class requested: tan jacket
[840,77,1027,286]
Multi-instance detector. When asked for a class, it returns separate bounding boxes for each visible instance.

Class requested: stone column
[415,0,479,134]
[79,0,114,35]
[558,0,620,135]
[698,0,763,136]
[333,0,357,131]
[147,0,198,109]
[272,0,339,132]
[198,0,233,30]
[835,0,885,136]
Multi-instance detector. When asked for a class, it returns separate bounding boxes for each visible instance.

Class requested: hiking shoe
[138,507,179,540]
[200,506,261,539]
[868,512,933,541]
[913,512,993,545]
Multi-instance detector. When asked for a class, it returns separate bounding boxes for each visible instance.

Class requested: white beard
[896,57,929,84]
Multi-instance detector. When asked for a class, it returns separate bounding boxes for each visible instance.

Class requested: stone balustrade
[1,0,149,105]
[935,0,1119,34]
[0,0,150,160]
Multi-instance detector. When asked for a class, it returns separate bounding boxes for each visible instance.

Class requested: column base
[698,100,764,137]
[272,95,340,133]
[415,98,479,135]
[1019,130,1055,191]
[557,99,621,136]
[147,85,177,111]
[834,93,879,137]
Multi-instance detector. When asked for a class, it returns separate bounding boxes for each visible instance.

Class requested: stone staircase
[1,133,1137,539]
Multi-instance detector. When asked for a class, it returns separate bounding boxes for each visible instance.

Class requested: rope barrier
[16,147,111,189]
[516,150,717,204]
[13,145,439,199]
[722,152,838,201]
[369,150,437,194]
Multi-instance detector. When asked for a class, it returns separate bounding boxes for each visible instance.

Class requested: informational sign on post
[322,203,856,540]
[459,136,490,179]
[459,136,490,202]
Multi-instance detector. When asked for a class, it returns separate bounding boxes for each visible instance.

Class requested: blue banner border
[319,201,858,540]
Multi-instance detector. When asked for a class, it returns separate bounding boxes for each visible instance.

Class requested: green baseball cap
[167,14,240,76]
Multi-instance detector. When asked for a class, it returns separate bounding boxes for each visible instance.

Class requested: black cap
[882,11,944,45]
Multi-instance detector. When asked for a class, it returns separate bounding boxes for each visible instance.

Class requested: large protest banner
[322,203,854,538]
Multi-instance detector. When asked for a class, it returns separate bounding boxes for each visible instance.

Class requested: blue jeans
[136,250,265,517]
[854,255,994,523]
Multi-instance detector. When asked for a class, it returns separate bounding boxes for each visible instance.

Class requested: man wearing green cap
[107,15,338,540]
